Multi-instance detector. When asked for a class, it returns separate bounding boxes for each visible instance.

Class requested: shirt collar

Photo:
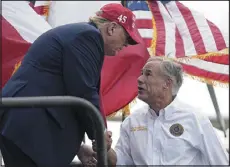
[148,106,165,119]
[148,97,178,119]
[164,97,178,120]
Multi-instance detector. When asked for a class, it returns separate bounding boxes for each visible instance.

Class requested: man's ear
[164,78,172,89]
[107,22,118,36]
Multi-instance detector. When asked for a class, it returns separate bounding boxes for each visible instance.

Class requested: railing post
[0,151,2,166]
[0,96,108,166]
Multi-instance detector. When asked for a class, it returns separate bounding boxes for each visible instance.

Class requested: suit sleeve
[63,30,104,139]
[197,118,229,165]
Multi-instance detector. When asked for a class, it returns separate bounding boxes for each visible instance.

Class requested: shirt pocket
[130,127,149,161]
[161,138,188,164]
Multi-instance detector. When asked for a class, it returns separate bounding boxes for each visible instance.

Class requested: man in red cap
[0,3,141,167]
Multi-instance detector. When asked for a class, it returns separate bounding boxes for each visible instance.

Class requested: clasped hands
[78,131,112,166]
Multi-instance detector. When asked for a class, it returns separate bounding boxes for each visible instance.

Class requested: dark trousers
[0,134,37,167]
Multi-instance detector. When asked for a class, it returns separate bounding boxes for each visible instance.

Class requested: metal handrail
[0,96,108,166]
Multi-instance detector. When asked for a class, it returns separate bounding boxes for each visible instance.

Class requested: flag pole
[207,84,226,137]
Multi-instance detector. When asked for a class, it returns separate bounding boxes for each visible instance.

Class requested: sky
[47,1,229,119]
[181,1,229,33]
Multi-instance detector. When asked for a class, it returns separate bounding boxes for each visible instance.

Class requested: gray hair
[147,57,183,96]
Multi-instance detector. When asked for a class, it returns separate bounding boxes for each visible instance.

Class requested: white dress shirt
[115,98,229,165]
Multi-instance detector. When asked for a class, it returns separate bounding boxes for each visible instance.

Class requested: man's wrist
[77,144,84,159]
[77,144,89,160]
[107,148,117,166]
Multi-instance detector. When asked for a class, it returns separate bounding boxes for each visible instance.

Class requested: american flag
[29,1,51,21]
[125,1,229,86]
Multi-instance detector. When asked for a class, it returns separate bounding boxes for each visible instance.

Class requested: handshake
[77,131,114,167]
[92,130,113,152]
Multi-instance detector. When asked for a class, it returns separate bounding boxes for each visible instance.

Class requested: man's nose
[138,76,144,85]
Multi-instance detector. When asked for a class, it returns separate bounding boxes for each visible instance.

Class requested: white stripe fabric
[163,1,228,82]
[128,0,228,85]
[175,58,229,75]
[133,11,153,20]
[2,1,51,43]
[190,9,218,52]
[34,1,49,7]
[157,1,177,57]
[165,1,197,56]
[138,29,153,39]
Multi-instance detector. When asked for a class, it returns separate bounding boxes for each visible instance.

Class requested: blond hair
[89,11,111,27]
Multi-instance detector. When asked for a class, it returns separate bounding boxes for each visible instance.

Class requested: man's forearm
[107,148,117,167]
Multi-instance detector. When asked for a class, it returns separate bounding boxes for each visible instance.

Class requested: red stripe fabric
[130,1,228,85]
[181,63,229,83]
[202,55,229,65]
[135,19,152,29]
[32,6,47,15]
[207,20,227,50]
[148,1,166,56]
[175,27,185,58]
[101,44,150,115]
[176,1,207,55]
[1,16,31,87]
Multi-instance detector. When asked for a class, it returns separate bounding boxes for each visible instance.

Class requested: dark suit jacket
[0,22,104,166]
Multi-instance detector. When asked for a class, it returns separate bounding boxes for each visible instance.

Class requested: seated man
[102,57,229,166]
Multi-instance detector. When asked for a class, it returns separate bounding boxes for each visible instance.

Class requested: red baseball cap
[99,3,143,45]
